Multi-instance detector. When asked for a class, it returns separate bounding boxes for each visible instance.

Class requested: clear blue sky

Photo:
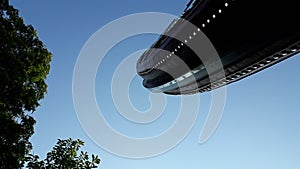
[12,0,300,168]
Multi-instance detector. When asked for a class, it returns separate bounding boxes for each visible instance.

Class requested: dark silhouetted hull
[137,0,300,95]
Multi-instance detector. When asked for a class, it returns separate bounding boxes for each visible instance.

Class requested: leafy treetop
[26,138,101,169]
[0,0,51,167]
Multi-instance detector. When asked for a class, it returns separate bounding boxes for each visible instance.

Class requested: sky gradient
[11,1,300,168]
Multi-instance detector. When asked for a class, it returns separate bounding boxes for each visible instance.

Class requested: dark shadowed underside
[136,0,300,95]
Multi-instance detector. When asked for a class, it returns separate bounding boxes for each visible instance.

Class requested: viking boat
[136,0,300,95]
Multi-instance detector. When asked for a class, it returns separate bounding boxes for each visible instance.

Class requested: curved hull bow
[136,0,300,95]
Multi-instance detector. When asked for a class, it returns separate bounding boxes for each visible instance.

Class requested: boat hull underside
[136,0,300,95]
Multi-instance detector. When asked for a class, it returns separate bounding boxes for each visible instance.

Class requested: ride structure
[136,0,300,95]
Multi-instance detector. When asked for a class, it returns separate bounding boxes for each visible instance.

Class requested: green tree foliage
[26,138,101,169]
[0,1,101,168]
[0,0,52,168]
